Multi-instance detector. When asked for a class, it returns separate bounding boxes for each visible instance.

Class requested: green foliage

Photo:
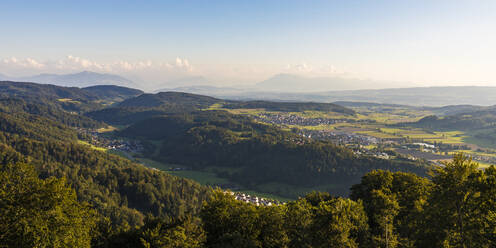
[201,190,368,248]
[0,163,97,248]
[419,153,496,248]
[201,191,263,248]
[138,217,205,248]
[351,170,431,248]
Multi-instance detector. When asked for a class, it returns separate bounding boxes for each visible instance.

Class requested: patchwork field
[206,103,496,168]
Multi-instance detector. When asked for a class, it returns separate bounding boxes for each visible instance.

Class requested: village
[76,128,143,154]
[255,113,348,126]
[227,191,283,206]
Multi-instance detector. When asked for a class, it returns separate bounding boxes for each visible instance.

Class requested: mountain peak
[0,71,135,88]
[256,73,396,92]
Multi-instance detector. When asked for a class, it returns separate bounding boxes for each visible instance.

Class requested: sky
[1,0,495,87]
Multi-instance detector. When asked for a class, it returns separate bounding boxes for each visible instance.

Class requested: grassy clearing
[57,98,81,104]
[135,158,231,185]
[461,130,496,149]
[167,170,231,185]
[77,140,107,152]
[204,166,243,174]
[135,158,313,201]
[221,108,266,115]
[354,130,399,139]
[204,103,224,110]
[476,161,493,169]
[135,158,173,170]
[424,131,467,144]
[252,182,341,200]
[376,128,468,144]
[97,126,118,133]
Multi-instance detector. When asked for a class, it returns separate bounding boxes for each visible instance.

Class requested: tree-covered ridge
[83,85,143,102]
[225,100,356,114]
[0,81,98,101]
[0,108,211,229]
[0,110,78,141]
[0,81,145,114]
[0,97,104,129]
[118,91,222,109]
[87,91,356,125]
[399,107,496,131]
[86,92,224,125]
[121,111,428,196]
[0,81,143,103]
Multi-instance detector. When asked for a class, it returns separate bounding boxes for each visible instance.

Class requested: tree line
[2,153,494,247]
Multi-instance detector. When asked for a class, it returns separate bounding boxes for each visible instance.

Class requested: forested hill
[0,101,211,230]
[224,100,355,114]
[87,91,356,125]
[118,91,222,108]
[121,110,428,197]
[0,81,143,105]
[399,107,496,131]
[83,85,144,102]
[0,81,97,101]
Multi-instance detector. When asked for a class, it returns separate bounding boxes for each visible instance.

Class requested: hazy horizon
[1,0,496,89]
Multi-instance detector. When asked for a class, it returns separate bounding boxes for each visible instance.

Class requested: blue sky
[1,0,495,86]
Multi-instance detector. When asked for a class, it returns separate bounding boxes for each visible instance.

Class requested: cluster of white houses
[255,113,345,126]
[227,191,282,206]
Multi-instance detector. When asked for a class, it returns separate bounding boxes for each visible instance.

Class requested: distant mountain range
[168,85,496,107]
[154,76,211,90]
[0,71,135,88]
[3,71,496,106]
[256,73,400,92]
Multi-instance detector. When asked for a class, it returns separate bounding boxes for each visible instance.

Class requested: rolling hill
[87,91,357,125]
[118,91,222,108]
[120,110,428,197]
[83,85,143,102]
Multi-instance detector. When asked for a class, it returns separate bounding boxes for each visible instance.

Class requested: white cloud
[0,55,194,75]
[284,63,345,76]
[2,57,45,69]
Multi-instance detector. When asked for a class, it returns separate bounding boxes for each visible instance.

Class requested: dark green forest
[3,154,495,247]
